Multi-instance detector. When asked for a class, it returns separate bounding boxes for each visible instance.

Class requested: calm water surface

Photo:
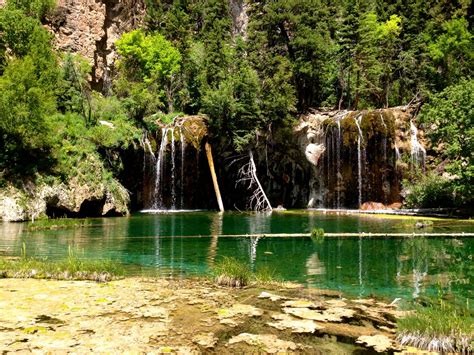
[1,211,472,302]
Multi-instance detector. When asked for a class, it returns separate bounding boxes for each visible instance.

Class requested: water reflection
[0,212,472,302]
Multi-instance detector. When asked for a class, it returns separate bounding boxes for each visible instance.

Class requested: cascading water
[170,128,176,210]
[154,128,169,209]
[336,118,342,209]
[180,127,186,209]
[354,114,364,208]
[410,120,426,170]
[147,123,191,211]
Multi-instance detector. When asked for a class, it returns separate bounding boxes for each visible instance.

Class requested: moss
[340,111,359,147]
[180,115,209,149]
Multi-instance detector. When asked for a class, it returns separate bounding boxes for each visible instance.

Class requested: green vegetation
[403,173,455,208]
[212,257,280,287]
[213,257,252,287]
[0,245,123,282]
[26,218,91,231]
[397,301,473,353]
[310,228,325,243]
[0,0,472,208]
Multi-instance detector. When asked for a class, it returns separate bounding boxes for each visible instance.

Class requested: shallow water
[1,211,472,302]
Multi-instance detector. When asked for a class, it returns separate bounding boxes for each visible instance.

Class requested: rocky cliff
[45,0,146,90]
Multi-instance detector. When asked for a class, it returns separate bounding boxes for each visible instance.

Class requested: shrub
[403,173,455,208]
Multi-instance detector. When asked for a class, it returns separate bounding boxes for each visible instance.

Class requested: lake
[1,211,472,303]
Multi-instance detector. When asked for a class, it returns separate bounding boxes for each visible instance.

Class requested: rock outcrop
[0,178,129,222]
[45,0,146,90]
[295,106,424,208]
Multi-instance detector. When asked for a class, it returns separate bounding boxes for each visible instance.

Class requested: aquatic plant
[254,265,281,285]
[310,228,325,243]
[396,301,473,353]
[0,246,123,282]
[27,218,91,231]
[213,257,252,288]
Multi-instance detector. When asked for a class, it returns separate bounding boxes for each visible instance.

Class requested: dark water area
[1,211,472,303]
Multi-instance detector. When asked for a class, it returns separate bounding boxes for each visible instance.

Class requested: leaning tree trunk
[205,142,224,212]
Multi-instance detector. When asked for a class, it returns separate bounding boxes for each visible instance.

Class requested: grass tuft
[396,301,473,353]
[310,228,325,243]
[26,218,91,231]
[0,246,123,282]
[212,257,280,288]
[213,257,252,288]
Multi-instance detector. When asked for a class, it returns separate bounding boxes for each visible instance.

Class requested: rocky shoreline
[0,277,421,354]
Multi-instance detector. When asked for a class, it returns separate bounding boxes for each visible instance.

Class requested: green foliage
[419,80,473,206]
[6,0,55,19]
[403,173,455,208]
[116,29,182,113]
[427,18,473,87]
[89,94,141,149]
[397,301,473,353]
[310,228,325,243]
[57,54,93,124]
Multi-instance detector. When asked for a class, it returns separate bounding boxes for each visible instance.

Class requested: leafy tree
[202,45,262,152]
[115,29,182,114]
[5,0,55,19]
[0,56,57,176]
[58,54,93,125]
[419,79,473,205]
[427,18,473,88]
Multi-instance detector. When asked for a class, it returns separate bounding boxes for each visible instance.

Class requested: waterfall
[395,143,401,161]
[379,112,387,163]
[410,120,426,170]
[354,114,364,208]
[154,128,169,209]
[171,128,176,210]
[379,112,388,203]
[180,127,186,209]
[144,135,155,160]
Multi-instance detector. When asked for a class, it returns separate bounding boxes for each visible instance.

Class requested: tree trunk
[205,142,224,212]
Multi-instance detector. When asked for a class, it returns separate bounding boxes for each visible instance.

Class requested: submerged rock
[228,333,302,353]
[268,313,323,333]
[356,334,394,353]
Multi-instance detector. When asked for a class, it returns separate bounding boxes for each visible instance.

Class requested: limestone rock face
[0,179,130,222]
[45,0,146,90]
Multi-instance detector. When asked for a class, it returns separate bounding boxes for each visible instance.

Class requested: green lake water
[1,211,473,303]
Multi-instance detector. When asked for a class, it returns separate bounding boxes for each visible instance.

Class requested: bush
[403,173,455,208]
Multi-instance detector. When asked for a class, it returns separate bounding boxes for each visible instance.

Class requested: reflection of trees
[398,237,472,300]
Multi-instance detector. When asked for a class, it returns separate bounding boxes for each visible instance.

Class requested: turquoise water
[1,211,472,302]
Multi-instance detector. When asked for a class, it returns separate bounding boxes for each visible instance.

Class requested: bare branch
[237,151,272,212]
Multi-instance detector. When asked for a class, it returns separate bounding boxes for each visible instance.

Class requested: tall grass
[0,245,123,282]
[212,257,280,287]
[397,300,473,353]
